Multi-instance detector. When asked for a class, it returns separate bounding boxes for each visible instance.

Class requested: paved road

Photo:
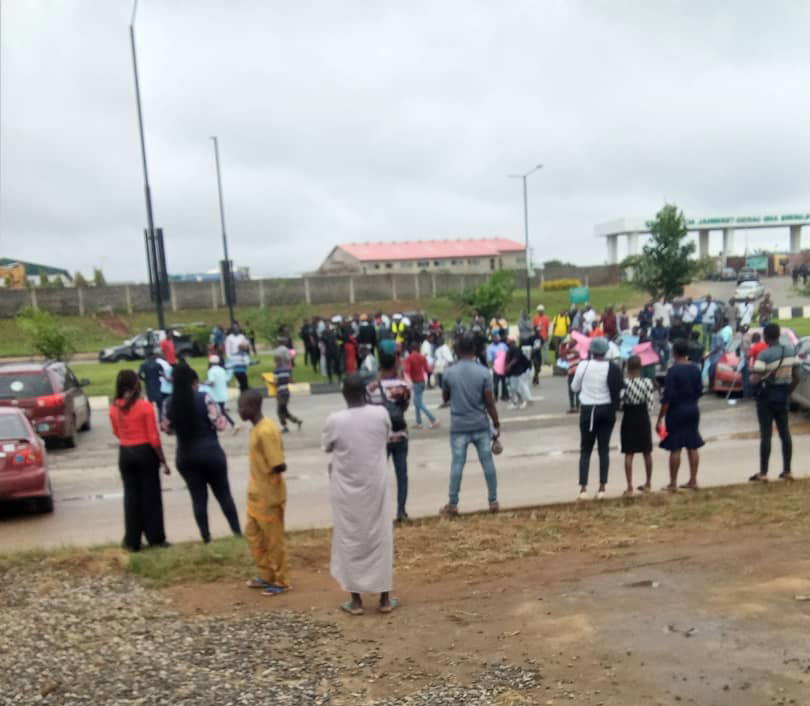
[685,276,808,308]
[2,378,808,551]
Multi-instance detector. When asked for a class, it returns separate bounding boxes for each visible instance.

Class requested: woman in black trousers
[163,363,241,543]
[109,370,170,551]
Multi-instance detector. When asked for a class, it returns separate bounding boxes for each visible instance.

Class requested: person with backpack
[748,323,800,483]
[367,352,412,522]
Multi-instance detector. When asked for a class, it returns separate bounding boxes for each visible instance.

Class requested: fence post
[391,275,397,301]
[431,273,437,298]
[414,274,420,299]
[211,282,218,309]
[30,287,38,310]
[170,283,178,312]
[259,279,266,308]
[304,277,312,305]
[77,287,85,316]
[124,285,133,314]
[349,276,356,304]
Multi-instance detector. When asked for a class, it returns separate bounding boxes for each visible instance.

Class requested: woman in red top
[403,340,438,429]
[110,370,170,551]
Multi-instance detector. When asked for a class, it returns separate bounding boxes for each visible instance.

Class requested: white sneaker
[519,401,528,410]
[508,403,519,410]
[596,490,606,500]
[577,490,589,501]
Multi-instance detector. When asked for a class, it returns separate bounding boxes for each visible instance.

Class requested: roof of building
[337,238,525,262]
[0,258,71,278]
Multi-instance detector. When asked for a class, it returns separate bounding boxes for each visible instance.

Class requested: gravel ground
[0,566,541,705]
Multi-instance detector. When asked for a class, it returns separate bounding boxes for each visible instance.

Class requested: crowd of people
[107,290,801,614]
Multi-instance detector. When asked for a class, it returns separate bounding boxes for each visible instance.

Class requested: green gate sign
[746,255,768,271]
[569,286,590,304]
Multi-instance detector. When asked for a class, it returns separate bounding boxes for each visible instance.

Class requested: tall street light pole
[210,136,235,325]
[129,0,165,331]
[509,164,543,314]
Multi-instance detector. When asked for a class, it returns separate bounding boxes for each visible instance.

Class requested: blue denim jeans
[412,382,435,425]
[449,430,498,507]
[387,439,409,517]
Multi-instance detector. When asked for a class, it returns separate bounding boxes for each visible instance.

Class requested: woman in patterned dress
[621,355,656,495]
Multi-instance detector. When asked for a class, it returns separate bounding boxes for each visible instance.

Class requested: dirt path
[165,525,810,705]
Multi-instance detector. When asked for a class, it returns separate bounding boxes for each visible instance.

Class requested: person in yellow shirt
[550,308,571,354]
[238,389,290,595]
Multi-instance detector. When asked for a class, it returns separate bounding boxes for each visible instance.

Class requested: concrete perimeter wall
[0,265,619,318]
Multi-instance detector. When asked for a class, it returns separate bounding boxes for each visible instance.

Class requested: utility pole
[509,164,543,314]
[211,136,235,325]
[129,0,165,330]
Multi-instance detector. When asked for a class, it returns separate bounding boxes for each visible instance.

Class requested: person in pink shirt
[403,341,439,429]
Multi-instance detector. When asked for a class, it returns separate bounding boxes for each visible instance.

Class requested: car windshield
[0,414,29,440]
[0,374,52,399]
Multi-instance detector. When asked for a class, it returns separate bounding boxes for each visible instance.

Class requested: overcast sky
[2,1,809,281]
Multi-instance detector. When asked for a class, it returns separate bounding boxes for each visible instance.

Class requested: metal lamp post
[210,136,236,325]
[509,164,543,314]
[129,0,166,331]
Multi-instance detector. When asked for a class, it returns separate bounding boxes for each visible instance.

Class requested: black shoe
[748,473,767,482]
[779,472,794,481]
[148,541,171,549]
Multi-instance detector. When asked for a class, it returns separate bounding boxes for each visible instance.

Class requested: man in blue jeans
[440,333,500,516]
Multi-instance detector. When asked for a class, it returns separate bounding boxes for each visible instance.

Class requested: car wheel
[37,494,54,514]
[63,418,77,449]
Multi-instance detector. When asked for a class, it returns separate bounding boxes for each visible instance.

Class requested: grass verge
[2,479,809,588]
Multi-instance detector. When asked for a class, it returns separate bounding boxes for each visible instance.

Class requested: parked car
[791,336,810,411]
[719,267,737,281]
[0,362,91,447]
[712,327,799,395]
[734,280,765,301]
[737,267,760,284]
[99,326,204,363]
[0,407,52,512]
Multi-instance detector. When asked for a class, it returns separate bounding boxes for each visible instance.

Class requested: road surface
[1,378,808,551]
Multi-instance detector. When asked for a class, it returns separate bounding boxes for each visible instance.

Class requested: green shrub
[452,270,515,321]
[243,304,310,344]
[17,307,76,361]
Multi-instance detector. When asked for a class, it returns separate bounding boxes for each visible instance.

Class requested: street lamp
[210,136,236,325]
[509,163,543,314]
[129,0,166,331]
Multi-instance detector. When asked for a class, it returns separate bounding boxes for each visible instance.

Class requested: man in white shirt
[737,299,754,329]
[581,305,597,335]
[653,297,674,328]
[681,298,697,330]
[699,296,718,350]
[225,324,249,360]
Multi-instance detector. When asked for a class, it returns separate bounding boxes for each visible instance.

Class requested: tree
[74,272,88,288]
[93,268,106,287]
[453,270,515,321]
[624,203,698,300]
[17,307,76,361]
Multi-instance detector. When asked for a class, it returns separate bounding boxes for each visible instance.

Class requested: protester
[138,351,164,421]
[440,333,500,515]
[160,330,177,365]
[162,363,241,543]
[367,353,411,522]
[505,337,532,409]
[748,323,800,483]
[621,356,655,495]
[650,318,670,368]
[559,337,582,414]
[654,296,674,328]
[110,370,170,552]
[657,339,703,491]
[681,298,697,332]
[433,336,454,390]
[571,337,623,500]
[687,330,704,366]
[618,305,631,334]
[227,342,254,393]
[403,340,438,429]
[581,305,597,334]
[737,298,755,329]
[274,353,303,433]
[321,320,342,384]
[602,306,618,340]
[699,295,718,349]
[322,374,397,616]
[758,293,774,327]
[638,302,654,330]
[725,297,738,332]
[238,389,290,596]
[225,323,249,362]
[205,355,238,432]
[487,333,509,402]
[551,308,571,353]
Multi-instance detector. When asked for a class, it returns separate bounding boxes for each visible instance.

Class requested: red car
[0,406,52,512]
[0,362,91,447]
[712,327,799,394]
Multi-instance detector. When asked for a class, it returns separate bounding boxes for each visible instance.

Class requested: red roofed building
[317,238,526,275]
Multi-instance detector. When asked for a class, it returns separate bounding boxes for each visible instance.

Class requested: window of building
[373,263,380,270]
[433,260,441,267]
[385,263,393,269]
[468,259,477,265]
[400,261,414,268]
[417,260,430,268]
[489,258,496,271]
[450,259,463,265]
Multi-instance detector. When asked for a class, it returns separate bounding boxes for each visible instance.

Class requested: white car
[734,280,765,300]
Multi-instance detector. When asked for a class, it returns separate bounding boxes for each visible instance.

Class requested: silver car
[734,280,765,300]
[792,336,810,410]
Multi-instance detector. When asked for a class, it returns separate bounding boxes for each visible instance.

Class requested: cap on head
[536,304,545,312]
[392,313,403,320]
[208,355,220,364]
[331,315,343,324]
[590,336,609,356]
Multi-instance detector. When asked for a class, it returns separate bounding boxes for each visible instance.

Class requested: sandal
[622,489,634,497]
[636,485,651,493]
[246,577,272,589]
[379,598,400,614]
[748,473,768,483]
[262,584,290,596]
[679,483,699,491]
[779,472,794,481]
[340,601,364,616]
[662,485,678,493]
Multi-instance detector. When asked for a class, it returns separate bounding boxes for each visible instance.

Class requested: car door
[64,369,89,428]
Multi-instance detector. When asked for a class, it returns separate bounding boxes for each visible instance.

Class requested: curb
[777,305,810,320]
